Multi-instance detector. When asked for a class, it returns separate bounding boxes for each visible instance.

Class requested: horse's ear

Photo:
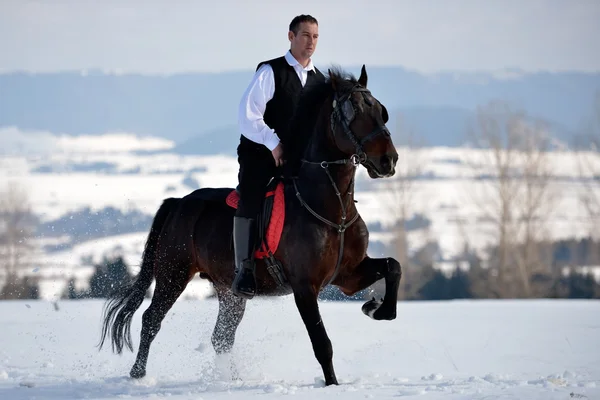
[358,64,368,87]
[380,102,389,123]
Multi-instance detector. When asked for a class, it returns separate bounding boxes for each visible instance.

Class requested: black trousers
[235,135,277,219]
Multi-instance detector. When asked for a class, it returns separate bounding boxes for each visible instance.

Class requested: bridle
[329,84,391,163]
[292,84,391,289]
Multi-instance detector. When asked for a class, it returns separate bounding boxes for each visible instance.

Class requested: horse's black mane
[284,66,359,173]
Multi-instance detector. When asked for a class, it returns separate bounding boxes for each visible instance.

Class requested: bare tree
[0,181,38,299]
[512,117,558,296]
[463,100,558,298]
[576,91,600,239]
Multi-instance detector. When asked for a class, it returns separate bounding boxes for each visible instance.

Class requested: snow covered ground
[0,298,598,399]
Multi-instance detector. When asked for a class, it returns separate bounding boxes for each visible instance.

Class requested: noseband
[293,84,391,289]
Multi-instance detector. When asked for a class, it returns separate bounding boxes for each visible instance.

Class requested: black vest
[256,55,325,146]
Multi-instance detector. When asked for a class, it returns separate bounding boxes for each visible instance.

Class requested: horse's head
[327,65,398,178]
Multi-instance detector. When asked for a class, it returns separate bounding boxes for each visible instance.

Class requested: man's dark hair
[289,14,318,35]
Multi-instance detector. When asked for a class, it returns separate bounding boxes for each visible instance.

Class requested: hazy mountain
[164,105,572,156]
[1,67,598,148]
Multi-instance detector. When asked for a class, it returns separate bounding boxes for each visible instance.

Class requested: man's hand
[271,143,285,167]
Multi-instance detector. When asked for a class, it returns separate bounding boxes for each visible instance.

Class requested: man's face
[289,22,319,60]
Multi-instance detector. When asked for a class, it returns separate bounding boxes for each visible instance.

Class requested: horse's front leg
[336,256,401,321]
[293,286,338,386]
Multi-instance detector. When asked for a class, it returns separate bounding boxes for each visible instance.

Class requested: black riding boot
[231,216,257,299]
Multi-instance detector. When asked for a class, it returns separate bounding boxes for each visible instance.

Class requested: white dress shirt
[238,50,316,151]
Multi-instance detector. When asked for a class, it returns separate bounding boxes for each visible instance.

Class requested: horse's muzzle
[367,152,397,178]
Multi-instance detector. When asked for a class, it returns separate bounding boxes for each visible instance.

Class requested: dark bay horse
[98,65,402,386]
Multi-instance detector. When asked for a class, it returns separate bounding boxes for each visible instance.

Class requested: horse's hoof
[361,297,383,319]
[373,307,396,321]
[130,365,146,379]
[362,297,396,321]
[325,377,339,386]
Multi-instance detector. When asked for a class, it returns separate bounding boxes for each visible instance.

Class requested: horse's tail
[98,197,180,354]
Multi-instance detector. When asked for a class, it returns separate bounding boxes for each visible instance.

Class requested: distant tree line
[363,238,600,302]
[62,255,134,299]
[0,180,146,300]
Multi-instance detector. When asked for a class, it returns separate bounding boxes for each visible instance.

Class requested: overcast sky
[1,0,599,75]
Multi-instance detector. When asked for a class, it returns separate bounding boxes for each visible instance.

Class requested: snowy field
[2,130,600,299]
[0,298,598,400]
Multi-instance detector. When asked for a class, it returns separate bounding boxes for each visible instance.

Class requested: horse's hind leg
[130,265,192,379]
[210,287,246,379]
[336,256,401,321]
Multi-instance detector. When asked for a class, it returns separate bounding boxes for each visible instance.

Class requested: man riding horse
[233,14,325,299]
[97,12,401,386]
